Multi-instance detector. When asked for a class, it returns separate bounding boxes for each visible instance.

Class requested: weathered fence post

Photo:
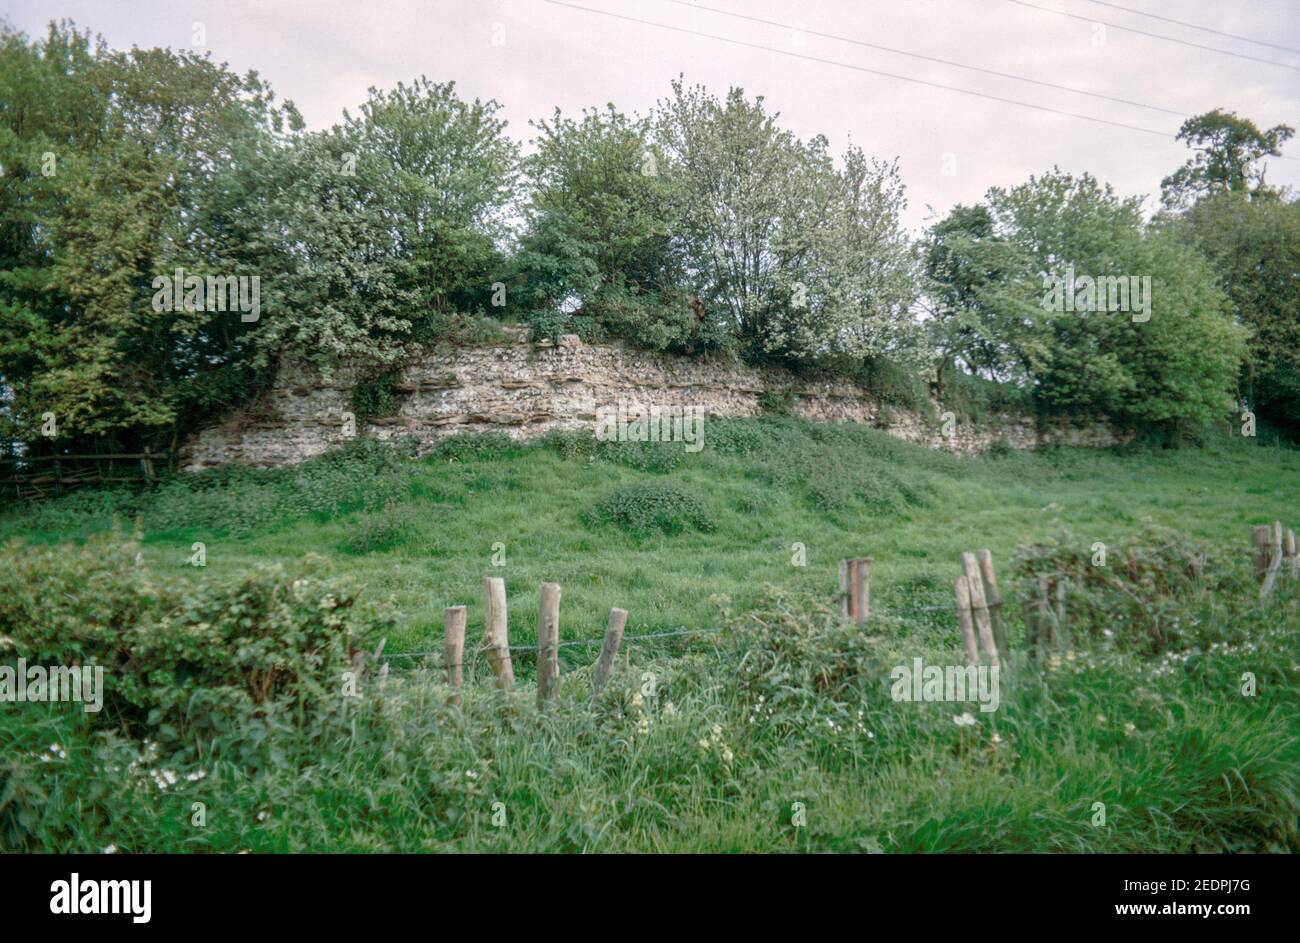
[1286,529,1298,580]
[443,605,466,709]
[838,559,850,619]
[1054,576,1068,646]
[954,576,979,667]
[976,549,1008,658]
[1037,576,1054,649]
[592,608,628,698]
[853,557,872,626]
[483,577,515,693]
[1252,524,1274,583]
[1260,521,1285,599]
[961,552,999,665]
[537,582,562,706]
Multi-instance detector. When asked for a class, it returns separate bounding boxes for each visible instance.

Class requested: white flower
[989,733,1003,744]
[952,712,977,727]
[721,747,734,763]
[102,844,118,854]
[663,701,677,717]
[636,718,650,736]
[1124,722,1136,737]
[631,693,644,709]
[257,810,270,822]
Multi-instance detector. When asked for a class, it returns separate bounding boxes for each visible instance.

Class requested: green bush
[1013,525,1255,654]
[351,370,403,422]
[427,432,519,463]
[0,535,387,749]
[340,510,414,555]
[586,482,715,536]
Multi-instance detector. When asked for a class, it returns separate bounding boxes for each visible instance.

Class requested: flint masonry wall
[181,328,1129,470]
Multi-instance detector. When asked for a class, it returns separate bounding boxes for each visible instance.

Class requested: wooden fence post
[1022,597,1039,659]
[536,582,561,706]
[1252,524,1274,583]
[483,577,515,694]
[976,549,1008,658]
[1286,529,1298,580]
[1260,521,1285,599]
[443,605,466,709]
[1054,576,1068,647]
[592,608,628,697]
[954,576,979,667]
[853,557,872,626]
[838,559,850,619]
[1037,576,1053,649]
[961,552,999,665]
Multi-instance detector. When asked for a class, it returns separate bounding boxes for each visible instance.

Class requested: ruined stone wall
[181,329,1128,470]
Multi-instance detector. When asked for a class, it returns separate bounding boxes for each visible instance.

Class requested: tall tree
[1173,192,1300,436]
[1160,109,1294,210]
[0,21,294,454]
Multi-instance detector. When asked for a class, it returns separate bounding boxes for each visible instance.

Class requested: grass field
[3,419,1296,654]
[2,420,1298,852]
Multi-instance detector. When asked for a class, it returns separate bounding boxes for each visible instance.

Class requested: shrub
[1012,525,1255,653]
[586,482,715,536]
[351,369,403,422]
[0,534,389,750]
[427,432,518,463]
[341,510,414,555]
[758,388,795,416]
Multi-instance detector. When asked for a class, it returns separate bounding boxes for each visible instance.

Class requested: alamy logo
[0,659,103,713]
[50,873,151,923]
[890,657,1000,713]
[1041,265,1150,323]
[595,400,704,453]
[151,267,261,322]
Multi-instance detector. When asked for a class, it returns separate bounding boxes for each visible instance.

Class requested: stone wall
[181,328,1129,470]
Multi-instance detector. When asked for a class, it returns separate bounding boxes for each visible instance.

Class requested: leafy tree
[654,79,917,365]
[242,128,421,373]
[509,105,689,348]
[1173,192,1300,435]
[344,77,519,320]
[1160,109,1294,210]
[987,169,1246,432]
[0,21,294,454]
[921,204,1043,396]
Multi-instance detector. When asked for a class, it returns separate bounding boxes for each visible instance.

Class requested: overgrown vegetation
[2,522,1296,852]
[5,22,1295,461]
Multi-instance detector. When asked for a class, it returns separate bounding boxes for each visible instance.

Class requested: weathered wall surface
[181,329,1129,470]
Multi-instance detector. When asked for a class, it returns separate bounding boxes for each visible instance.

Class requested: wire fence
[376,538,1284,676]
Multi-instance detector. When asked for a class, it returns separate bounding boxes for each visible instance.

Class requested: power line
[1006,0,1300,71]
[1076,0,1300,55]
[665,0,1188,118]
[541,0,1179,139]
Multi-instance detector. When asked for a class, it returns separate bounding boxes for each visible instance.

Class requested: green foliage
[341,509,414,555]
[587,482,715,536]
[351,369,403,422]
[1014,525,1253,654]
[0,535,382,746]
[758,388,796,416]
[1172,192,1300,436]
[427,432,518,464]
[1161,108,1295,210]
[988,169,1245,431]
[655,80,919,366]
[0,21,297,453]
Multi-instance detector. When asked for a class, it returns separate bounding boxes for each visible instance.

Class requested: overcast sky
[7,0,1300,230]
